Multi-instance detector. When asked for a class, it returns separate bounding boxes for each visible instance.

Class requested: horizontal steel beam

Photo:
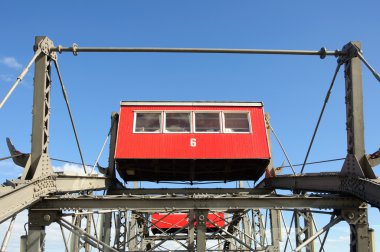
[51,46,343,57]
[55,174,110,193]
[263,173,380,208]
[108,187,271,195]
[0,174,110,224]
[32,195,361,210]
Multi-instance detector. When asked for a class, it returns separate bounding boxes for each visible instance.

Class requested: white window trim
[132,110,253,134]
[133,111,162,134]
[193,111,222,134]
[222,111,252,134]
[164,111,192,134]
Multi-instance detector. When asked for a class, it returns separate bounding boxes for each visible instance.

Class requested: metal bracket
[22,153,54,180]
[341,154,365,177]
[367,148,380,168]
[338,42,361,65]
[28,210,61,227]
[340,208,368,225]
[34,37,57,61]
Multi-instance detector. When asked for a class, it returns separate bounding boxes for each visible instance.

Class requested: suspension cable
[0,48,41,110]
[90,119,115,175]
[300,62,342,174]
[357,51,380,82]
[269,124,296,175]
[0,154,22,162]
[50,157,91,167]
[280,157,345,168]
[53,60,87,174]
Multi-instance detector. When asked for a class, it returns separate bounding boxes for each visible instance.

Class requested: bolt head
[43,214,51,222]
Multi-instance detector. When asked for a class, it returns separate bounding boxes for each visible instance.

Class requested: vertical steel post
[266,113,283,251]
[84,215,92,252]
[242,214,252,248]
[188,210,195,252]
[100,213,112,252]
[341,42,372,252]
[100,113,119,251]
[20,235,27,252]
[295,210,315,252]
[27,227,45,252]
[304,212,315,252]
[348,209,370,252]
[269,209,282,251]
[196,210,208,252]
[295,210,302,248]
[369,228,375,252]
[107,112,119,179]
[115,211,127,251]
[342,42,375,178]
[127,212,138,251]
[26,211,46,252]
[25,37,54,251]
[26,36,53,180]
[69,216,81,252]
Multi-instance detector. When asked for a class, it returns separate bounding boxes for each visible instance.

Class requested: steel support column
[341,208,371,252]
[101,113,119,251]
[269,210,281,252]
[26,211,49,252]
[100,213,112,252]
[107,112,119,179]
[25,36,55,180]
[196,210,208,252]
[69,215,81,252]
[295,210,315,252]
[188,210,195,252]
[341,42,375,179]
[252,209,266,250]
[341,42,374,252]
[114,211,127,251]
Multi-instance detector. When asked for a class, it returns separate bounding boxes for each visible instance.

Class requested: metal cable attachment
[357,51,380,82]
[319,47,327,59]
[72,43,78,56]
[53,59,87,174]
[269,124,296,175]
[300,62,342,174]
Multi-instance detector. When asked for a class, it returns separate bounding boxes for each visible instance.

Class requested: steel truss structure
[0,36,379,251]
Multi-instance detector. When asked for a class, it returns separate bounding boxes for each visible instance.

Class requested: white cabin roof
[120,101,263,107]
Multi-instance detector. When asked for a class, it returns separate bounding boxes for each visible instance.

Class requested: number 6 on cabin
[190,138,197,147]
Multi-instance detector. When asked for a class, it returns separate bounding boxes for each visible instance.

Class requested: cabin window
[194,112,220,132]
[224,113,250,133]
[134,112,161,132]
[165,112,191,132]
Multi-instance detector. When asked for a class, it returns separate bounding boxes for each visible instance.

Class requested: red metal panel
[151,212,225,231]
[115,105,270,160]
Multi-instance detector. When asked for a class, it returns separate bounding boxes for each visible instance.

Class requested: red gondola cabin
[115,101,271,182]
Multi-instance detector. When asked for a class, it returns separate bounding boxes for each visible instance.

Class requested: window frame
[133,111,163,134]
[193,111,222,134]
[222,111,252,134]
[132,110,253,134]
[163,111,192,134]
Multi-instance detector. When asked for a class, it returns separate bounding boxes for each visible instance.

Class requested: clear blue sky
[0,1,379,251]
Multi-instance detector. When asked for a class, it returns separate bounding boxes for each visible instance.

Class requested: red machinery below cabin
[115,101,271,182]
[151,212,225,234]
